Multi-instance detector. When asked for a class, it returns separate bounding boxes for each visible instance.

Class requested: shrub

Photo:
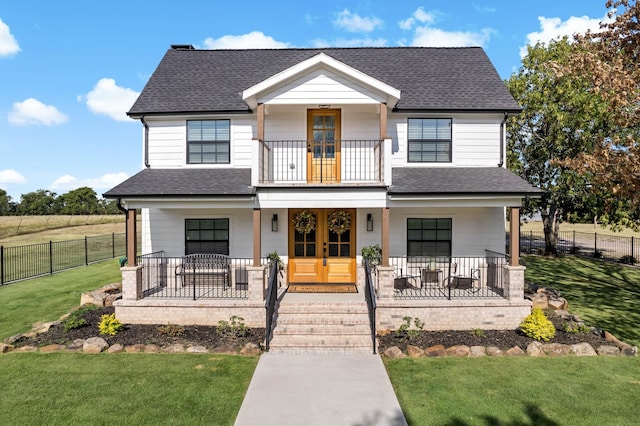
[519,308,556,342]
[394,316,424,340]
[562,321,591,334]
[471,329,486,338]
[62,306,95,332]
[99,313,124,336]
[216,316,248,339]
[156,324,185,337]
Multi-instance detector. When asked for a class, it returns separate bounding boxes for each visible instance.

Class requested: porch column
[256,103,264,141]
[381,207,390,266]
[509,207,520,266]
[126,209,137,267]
[253,208,261,267]
[379,103,388,139]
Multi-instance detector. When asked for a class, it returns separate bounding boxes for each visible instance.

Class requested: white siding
[259,69,385,105]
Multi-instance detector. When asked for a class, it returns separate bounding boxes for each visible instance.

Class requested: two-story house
[105,45,540,350]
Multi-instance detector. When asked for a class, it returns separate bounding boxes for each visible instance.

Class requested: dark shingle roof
[129,47,520,115]
[389,168,543,196]
[103,168,254,198]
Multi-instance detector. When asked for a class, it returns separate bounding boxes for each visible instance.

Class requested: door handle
[323,257,326,266]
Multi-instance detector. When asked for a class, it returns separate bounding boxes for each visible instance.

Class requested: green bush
[62,306,95,332]
[216,316,248,339]
[99,313,124,336]
[562,321,591,334]
[156,324,185,337]
[519,308,556,342]
[394,316,424,340]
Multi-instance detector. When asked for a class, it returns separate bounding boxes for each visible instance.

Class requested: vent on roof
[171,44,195,50]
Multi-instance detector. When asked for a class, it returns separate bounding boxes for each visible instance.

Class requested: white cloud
[0,169,26,184]
[50,172,129,193]
[411,27,493,47]
[520,14,611,58]
[334,9,382,33]
[79,78,139,122]
[0,18,20,57]
[399,7,436,30]
[201,31,290,49]
[8,98,68,126]
[312,37,387,48]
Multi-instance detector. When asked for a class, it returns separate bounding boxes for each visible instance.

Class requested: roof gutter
[498,112,508,168]
[140,115,150,168]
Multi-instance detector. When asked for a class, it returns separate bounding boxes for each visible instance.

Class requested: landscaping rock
[486,346,503,356]
[529,292,548,310]
[0,343,14,353]
[596,345,621,356]
[239,343,261,356]
[144,344,161,353]
[548,298,568,310]
[468,346,486,357]
[425,344,447,357]
[505,346,526,356]
[446,345,470,357]
[83,337,109,354]
[80,283,122,307]
[40,344,66,353]
[187,346,209,353]
[621,345,638,357]
[3,334,23,345]
[32,321,56,334]
[570,343,597,356]
[68,339,86,351]
[107,343,124,353]
[211,346,235,354]
[407,345,425,358]
[163,344,185,353]
[526,341,545,357]
[542,343,571,357]
[383,346,405,359]
[125,344,144,353]
[13,346,37,353]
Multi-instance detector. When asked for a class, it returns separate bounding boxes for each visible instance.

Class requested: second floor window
[408,118,452,163]
[187,120,230,164]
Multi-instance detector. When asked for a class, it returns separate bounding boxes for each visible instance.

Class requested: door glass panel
[340,244,350,257]
[313,116,324,129]
[328,244,338,256]
[325,116,335,128]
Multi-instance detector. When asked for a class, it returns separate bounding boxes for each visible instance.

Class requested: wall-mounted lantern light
[271,214,278,232]
[367,213,374,232]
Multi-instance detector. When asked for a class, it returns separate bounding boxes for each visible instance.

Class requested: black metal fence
[0,233,126,285]
[514,230,638,265]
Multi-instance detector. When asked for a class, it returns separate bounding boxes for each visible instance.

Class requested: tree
[506,38,616,254]
[559,0,640,229]
[58,187,100,215]
[0,189,16,215]
[17,189,58,215]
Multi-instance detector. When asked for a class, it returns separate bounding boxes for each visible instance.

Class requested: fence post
[594,233,598,257]
[85,236,89,265]
[529,230,532,254]
[112,233,115,259]
[632,237,635,263]
[1,246,4,285]
[49,241,53,275]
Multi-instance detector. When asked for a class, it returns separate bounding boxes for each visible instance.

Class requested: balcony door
[288,208,355,285]
[307,109,341,183]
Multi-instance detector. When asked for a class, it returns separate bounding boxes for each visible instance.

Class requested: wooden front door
[307,109,340,183]
[288,208,355,284]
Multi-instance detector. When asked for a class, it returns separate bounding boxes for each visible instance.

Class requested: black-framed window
[408,118,452,162]
[407,218,452,257]
[185,218,229,255]
[187,120,230,164]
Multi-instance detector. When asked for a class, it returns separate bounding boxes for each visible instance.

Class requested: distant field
[513,221,640,238]
[0,215,127,246]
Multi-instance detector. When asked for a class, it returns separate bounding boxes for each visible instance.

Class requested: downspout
[498,112,508,168]
[141,115,150,168]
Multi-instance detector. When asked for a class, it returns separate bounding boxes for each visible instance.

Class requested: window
[185,219,229,255]
[187,120,230,164]
[407,218,452,257]
[408,118,452,162]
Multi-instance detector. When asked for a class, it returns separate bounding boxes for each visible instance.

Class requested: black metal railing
[137,253,256,300]
[264,259,279,352]
[1,233,126,285]
[388,254,507,300]
[258,139,384,184]
[364,258,377,354]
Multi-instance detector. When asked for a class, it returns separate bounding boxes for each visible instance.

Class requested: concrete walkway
[234,353,407,426]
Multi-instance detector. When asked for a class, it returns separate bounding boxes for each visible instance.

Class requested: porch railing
[388,253,507,300]
[363,259,377,354]
[258,140,384,184]
[264,259,279,352]
[137,252,258,300]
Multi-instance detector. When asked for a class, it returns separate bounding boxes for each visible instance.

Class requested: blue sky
[0,1,613,201]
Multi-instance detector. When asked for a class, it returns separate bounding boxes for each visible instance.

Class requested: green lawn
[0,353,257,426]
[0,260,122,341]
[385,356,640,426]
[523,255,640,347]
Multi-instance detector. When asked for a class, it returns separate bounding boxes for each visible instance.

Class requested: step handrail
[364,259,377,354]
[264,260,279,352]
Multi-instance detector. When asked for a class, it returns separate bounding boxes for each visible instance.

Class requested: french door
[307,109,340,183]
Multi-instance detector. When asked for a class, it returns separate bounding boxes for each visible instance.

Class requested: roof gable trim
[242,52,401,109]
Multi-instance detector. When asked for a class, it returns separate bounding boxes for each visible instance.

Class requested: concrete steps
[267,301,375,354]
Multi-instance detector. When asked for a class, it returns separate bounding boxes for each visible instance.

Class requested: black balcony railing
[258,140,384,184]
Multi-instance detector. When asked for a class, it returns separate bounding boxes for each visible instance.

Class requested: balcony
[257,139,386,185]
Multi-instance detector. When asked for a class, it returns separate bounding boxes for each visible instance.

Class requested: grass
[385,356,640,426]
[0,215,126,244]
[516,220,640,238]
[0,353,257,426]
[0,260,122,341]
[523,255,640,347]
